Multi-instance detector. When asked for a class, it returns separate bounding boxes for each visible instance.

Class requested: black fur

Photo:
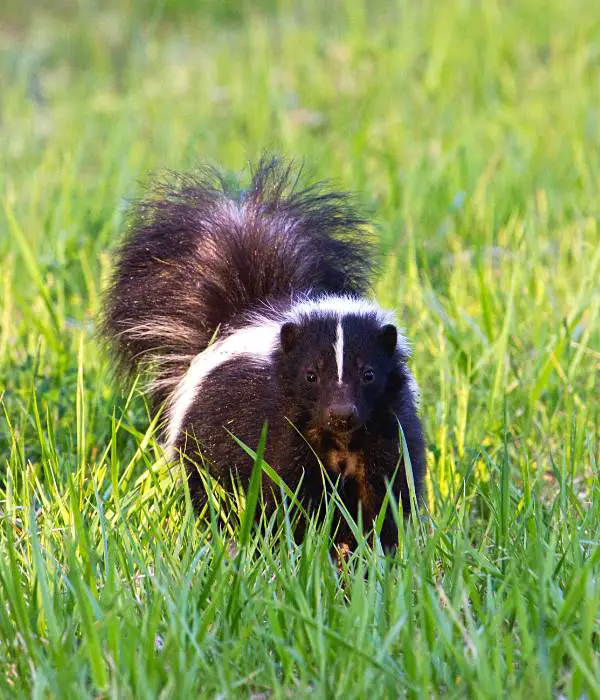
[103,156,426,549]
[179,313,425,549]
[102,157,374,403]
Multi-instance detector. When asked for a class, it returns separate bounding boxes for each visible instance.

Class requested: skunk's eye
[306,370,318,383]
[362,368,375,383]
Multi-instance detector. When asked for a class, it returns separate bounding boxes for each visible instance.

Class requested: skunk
[103,157,425,549]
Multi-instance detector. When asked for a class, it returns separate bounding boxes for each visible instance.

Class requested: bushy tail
[102,156,376,399]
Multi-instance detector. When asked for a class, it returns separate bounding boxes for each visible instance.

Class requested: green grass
[1,0,599,696]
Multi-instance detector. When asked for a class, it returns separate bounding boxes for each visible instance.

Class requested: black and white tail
[102,157,376,402]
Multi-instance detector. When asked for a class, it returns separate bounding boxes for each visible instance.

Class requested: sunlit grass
[1,0,599,696]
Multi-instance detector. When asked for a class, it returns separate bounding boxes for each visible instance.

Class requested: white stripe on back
[165,322,279,453]
[406,371,421,406]
[163,294,411,454]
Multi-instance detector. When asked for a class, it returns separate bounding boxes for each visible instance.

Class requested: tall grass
[1,0,599,696]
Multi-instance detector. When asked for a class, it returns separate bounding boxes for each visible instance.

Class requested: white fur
[287,294,410,357]
[165,322,279,453]
[164,294,413,451]
[287,294,395,326]
[334,320,344,382]
[406,371,420,406]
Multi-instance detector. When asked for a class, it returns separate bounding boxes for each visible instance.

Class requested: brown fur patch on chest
[306,429,375,518]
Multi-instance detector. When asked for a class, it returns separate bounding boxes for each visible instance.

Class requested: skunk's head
[275,301,409,435]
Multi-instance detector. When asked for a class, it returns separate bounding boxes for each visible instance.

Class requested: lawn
[1,0,599,697]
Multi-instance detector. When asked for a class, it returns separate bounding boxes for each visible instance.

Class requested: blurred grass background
[1,0,599,697]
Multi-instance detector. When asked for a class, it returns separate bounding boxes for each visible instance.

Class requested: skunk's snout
[327,403,359,432]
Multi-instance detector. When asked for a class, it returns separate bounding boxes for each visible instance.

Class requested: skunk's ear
[280,322,299,353]
[379,324,397,356]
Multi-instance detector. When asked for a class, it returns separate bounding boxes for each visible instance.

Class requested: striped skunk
[103,157,425,549]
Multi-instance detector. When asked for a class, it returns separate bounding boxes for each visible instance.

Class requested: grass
[1,0,599,696]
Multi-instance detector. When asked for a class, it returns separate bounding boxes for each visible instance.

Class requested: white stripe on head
[288,293,411,357]
[287,294,396,327]
[164,293,413,456]
[164,321,279,453]
[334,320,344,382]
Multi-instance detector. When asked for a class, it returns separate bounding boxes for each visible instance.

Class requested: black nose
[327,403,358,431]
